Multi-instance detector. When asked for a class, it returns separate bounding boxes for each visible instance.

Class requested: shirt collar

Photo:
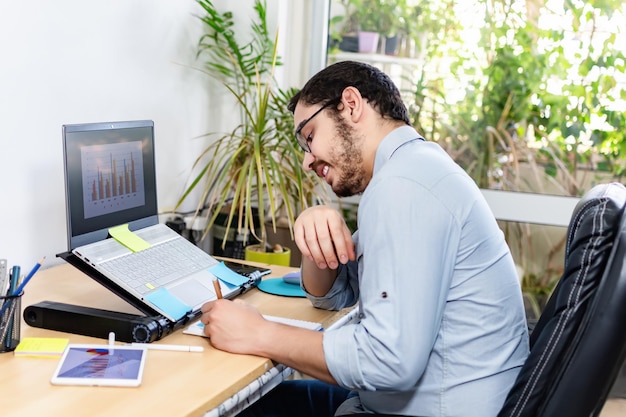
[373,126,424,176]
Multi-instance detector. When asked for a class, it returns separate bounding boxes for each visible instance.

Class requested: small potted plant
[344,0,402,53]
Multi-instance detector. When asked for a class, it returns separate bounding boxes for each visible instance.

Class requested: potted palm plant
[176,0,327,266]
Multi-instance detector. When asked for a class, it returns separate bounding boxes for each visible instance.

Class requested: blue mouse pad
[257,278,306,297]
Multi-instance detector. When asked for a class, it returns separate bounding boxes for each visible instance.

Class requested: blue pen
[12,258,44,296]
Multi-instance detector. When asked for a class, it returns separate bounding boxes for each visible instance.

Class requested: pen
[212,277,223,299]
[12,257,44,296]
[130,343,204,352]
[8,265,20,296]
[2,265,21,349]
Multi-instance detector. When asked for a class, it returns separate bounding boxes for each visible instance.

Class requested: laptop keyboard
[100,238,217,295]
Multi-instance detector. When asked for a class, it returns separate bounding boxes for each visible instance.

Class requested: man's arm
[299,256,338,296]
[200,205,357,383]
[200,299,337,383]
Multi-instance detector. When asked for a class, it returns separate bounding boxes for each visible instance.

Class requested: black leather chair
[498,182,626,417]
[348,182,626,417]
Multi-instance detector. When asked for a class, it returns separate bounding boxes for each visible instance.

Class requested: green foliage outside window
[405,0,625,193]
[330,0,625,315]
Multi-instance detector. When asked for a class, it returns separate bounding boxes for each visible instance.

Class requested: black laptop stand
[21,251,200,343]
[23,251,263,343]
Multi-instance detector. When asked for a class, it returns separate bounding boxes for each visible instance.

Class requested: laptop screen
[62,120,159,250]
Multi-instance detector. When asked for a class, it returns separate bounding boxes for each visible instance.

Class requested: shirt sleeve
[304,258,360,311]
[323,176,462,391]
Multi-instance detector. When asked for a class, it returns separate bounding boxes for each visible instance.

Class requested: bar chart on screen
[80,141,146,218]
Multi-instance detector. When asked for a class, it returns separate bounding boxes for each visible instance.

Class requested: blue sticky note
[145,288,191,321]
[209,262,249,286]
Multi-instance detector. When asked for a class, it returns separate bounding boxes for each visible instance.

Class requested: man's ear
[340,86,364,122]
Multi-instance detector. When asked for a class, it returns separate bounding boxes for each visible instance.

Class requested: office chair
[347,182,626,417]
[498,181,626,417]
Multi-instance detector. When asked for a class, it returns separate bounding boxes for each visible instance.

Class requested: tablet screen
[51,344,147,387]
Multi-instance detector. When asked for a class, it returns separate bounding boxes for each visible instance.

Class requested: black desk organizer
[22,251,202,343]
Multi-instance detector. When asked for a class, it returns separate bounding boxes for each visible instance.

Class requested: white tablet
[51,344,147,387]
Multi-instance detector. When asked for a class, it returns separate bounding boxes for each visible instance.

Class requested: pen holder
[0,292,22,352]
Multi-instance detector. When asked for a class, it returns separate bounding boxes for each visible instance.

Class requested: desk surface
[0,261,347,417]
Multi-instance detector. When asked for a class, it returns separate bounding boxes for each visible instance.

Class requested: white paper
[183,315,322,337]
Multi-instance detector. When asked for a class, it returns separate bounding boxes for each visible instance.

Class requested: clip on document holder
[21,251,199,343]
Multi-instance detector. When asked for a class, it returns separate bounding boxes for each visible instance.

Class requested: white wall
[0,0,301,271]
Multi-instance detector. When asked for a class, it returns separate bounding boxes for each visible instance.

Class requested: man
[200,61,529,416]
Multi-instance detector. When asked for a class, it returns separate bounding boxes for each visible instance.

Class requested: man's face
[325,116,367,197]
[295,102,367,197]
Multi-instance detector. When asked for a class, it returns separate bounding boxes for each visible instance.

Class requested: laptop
[61,120,233,322]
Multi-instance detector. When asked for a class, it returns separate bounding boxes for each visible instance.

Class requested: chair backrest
[498,182,626,417]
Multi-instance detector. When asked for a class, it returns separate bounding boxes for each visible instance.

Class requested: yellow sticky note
[14,337,69,358]
[108,224,151,252]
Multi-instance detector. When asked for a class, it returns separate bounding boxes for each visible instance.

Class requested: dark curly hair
[288,61,410,125]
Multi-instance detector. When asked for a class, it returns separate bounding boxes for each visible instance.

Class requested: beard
[330,117,367,197]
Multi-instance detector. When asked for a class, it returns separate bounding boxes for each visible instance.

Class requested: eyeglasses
[294,100,337,153]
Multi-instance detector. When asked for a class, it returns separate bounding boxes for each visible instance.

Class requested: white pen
[130,343,204,352]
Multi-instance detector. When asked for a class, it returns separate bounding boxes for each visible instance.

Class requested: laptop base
[25,251,265,342]
[21,251,204,342]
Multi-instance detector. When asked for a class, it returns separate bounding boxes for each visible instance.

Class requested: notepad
[183,315,322,337]
[263,315,322,330]
[14,337,69,358]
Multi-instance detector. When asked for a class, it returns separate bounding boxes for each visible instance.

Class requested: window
[312,0,626,304]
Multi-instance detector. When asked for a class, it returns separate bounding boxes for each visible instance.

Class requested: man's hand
[294,205,356,270]
[200,299,266,354]
[200,298,334,384]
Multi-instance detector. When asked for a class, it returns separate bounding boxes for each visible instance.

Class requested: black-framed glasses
[294,99,338,153]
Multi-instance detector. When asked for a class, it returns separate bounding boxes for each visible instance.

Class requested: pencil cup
[0,292,22,352]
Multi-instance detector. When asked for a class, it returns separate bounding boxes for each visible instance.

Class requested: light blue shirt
[307,126,529,416]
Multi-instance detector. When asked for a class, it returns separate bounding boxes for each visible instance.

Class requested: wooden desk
[0,262,349,417]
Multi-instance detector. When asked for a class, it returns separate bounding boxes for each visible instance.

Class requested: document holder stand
[21,251,201,343]
[24,251,263,342]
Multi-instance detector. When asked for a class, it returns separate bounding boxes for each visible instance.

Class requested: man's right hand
[294,205,356,270]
